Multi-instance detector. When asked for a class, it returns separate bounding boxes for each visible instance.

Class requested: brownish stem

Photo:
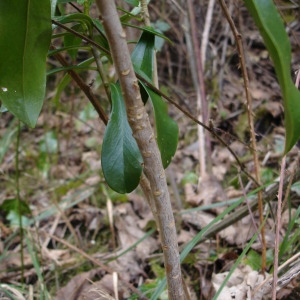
[50,45,108,125]
[218,0,266,272]
[95,1,185,298]
[186,0,212,175]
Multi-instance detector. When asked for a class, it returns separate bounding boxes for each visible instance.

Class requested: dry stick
[95,1,185,299]
[254,251,300,296]
[272,66,300,299]
[91,45,111,102]
[272,156,286,300]
[201,0,216,68]
[217,0,266,272]
[238,171,263,246]
[194,169,300,244]
[218,0,233,91]
[186,0,211,177]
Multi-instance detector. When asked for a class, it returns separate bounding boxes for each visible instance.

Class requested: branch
[50,44,108,125]
[95,1,185,298]
[218,0,266,270]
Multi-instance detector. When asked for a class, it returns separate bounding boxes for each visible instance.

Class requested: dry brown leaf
[212,265,270,300]
[55,268,101,300]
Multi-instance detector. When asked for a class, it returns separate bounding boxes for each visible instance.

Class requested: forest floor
[0,1,300,299]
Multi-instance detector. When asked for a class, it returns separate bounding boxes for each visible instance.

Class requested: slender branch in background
[186,0,212,177]
[52,19,110,56]
[95,1,185,298]
[218,0,233,91]
[238,171,262,246]
[272,72,300,299]
[50,44,108,125]
[272,156,286,300]
[91,46,111,103]
[201,0,216,68]
[218,0,266,272]
[190,169,300,244]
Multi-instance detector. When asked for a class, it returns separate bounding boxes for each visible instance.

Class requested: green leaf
[123,24,173,44]
[1,198,31,227]
[1,198,31,216]
[50,57,95,104]
[64,24,83,60]
[124,0,139,7]
[243,249,261,270]
[131,30,178,168]
[244,0,300,153]
[144,84,178,168]
[101,83,143,194]
[0,0,51,127]
[131,30,155,80]
[54,13,93,33]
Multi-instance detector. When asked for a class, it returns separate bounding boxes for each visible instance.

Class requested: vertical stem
[272,156,286,300]
[186,0,212,176]
[95,1,185,298]
[218,0,266,272]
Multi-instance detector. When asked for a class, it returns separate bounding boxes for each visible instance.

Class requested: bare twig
[50,44,108,125]
[95,1,185,298]
[272,156,286,299]
[238,171,263,246]
[201,0,216,68]
[186,0,212,176]
[218,0,266,271]
[193,169,300,244]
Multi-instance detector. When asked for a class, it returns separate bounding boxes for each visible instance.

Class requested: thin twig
[273,155,286,299]
[201,0,216,68]
[238,171,263,246]
[218,0,266,271]
[186,0,212,176]
[193,169,300,244]
[50,44,108,125]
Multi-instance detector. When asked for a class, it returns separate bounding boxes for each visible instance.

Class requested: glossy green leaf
[131,31,178,168]
[50,57,95,104]
[47,65,96,76]
[124,0,139,7]
[123,24,173,44]
[54,13,93,33]
[64,24,83,60]
[131,30,155,80]
[0,0,51,127]
[101,83,143,194]
[143,84,178,168]
[244,0,300,153]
